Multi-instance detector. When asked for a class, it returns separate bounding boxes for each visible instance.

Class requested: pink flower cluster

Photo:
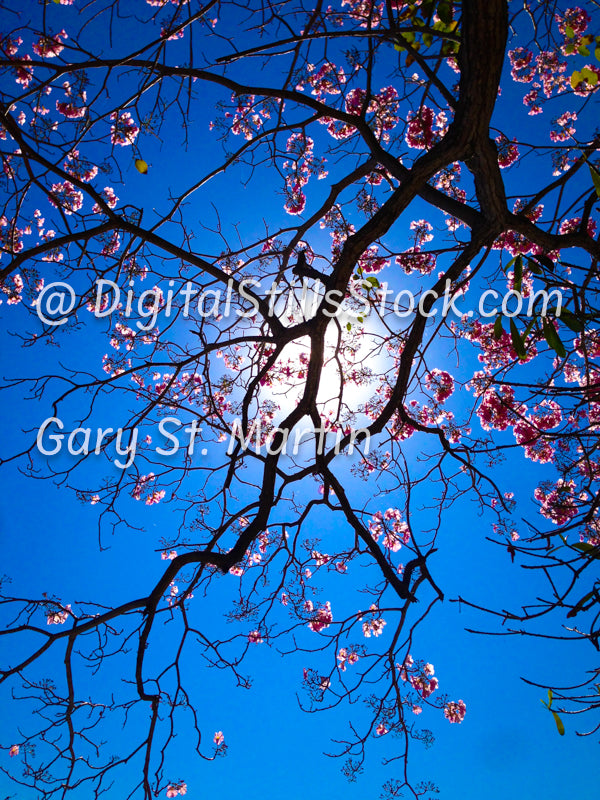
[495,134,519,168]
[132,473,165,505]
[341,0,383,28]
[395,247,436,275]
[64,150,98,183]
[282,133,327,215]
[307,601,333,632]
[32,29,68,58]
[399,655,438,699]
[534,479,578,525]
[166,782,187,797]
[227,94,270,140]
[405,106,448,150]
[48,181,83,215]
[368,508,410,552]
[306,61,346,97]
[47,604,71,625]
[3,37,34,87]
[361,604,386,637]
[444,699,467,723]
[110,111,139,146]
[426,369,455,404]
[337,647,359,670]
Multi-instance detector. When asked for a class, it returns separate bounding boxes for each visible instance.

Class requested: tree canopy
[1,0,600,798]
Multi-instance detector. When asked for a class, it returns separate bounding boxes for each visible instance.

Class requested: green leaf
[514,254,523,294]
[596,46,600,61]
[581,67,599,85]
[589,164,600,197]
[134,158,149,174]
[509,319,527,360]
[551,710,565,736]
[437,0,452,25]
[346,322,352,332]
[578,44,590,57]
[548,689,553,707]
[543,321,566,358]
[503,255,518,273]
[558,308,585,333]
[571,70,582,89]
[526,258,543,275]
[573,542,600,558]
[524,317,537,340]
[566,590,595,618]
[366,276,380,287]
[357,316,364,323]
[493,314,503,341]
[422,32,433,48]
[535,253,556,273]
[565,43,576,55]
[565,25,575,39]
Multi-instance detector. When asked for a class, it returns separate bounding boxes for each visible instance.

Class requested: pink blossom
[9,745,19,757]
[213,731,225,746]
[47,181,83,215]
[534,479,578,525]
[410,219,434,245]
[405,106,437,150]
[56,100,87,119]
[496,134,519,168]
[444,699,466,723]
[337,647,359,670]
[395,247,436,275]
[410,673,439,699]
[426,369,455,403]
[307,62,346,96]
[556,7,592,43]
[166,782,187,797]
[47,604,71,625]
[33,30,68,58]
[509,47,535,82]
[361,604,386,637]
[308,601,333,632]
[110,111,139,146]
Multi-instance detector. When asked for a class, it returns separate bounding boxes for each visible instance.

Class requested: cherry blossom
[308,602,333,632]
[166,782,187,797]
[47,181,83,215]
[110,111,139,146]
[47,604,71,625]
[444,700,467,723]
[32,30,68,58]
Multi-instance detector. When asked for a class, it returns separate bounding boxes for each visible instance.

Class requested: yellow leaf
[134,158,149,174]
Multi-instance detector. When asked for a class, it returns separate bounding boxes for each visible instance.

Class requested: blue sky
[1,1,600,798]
